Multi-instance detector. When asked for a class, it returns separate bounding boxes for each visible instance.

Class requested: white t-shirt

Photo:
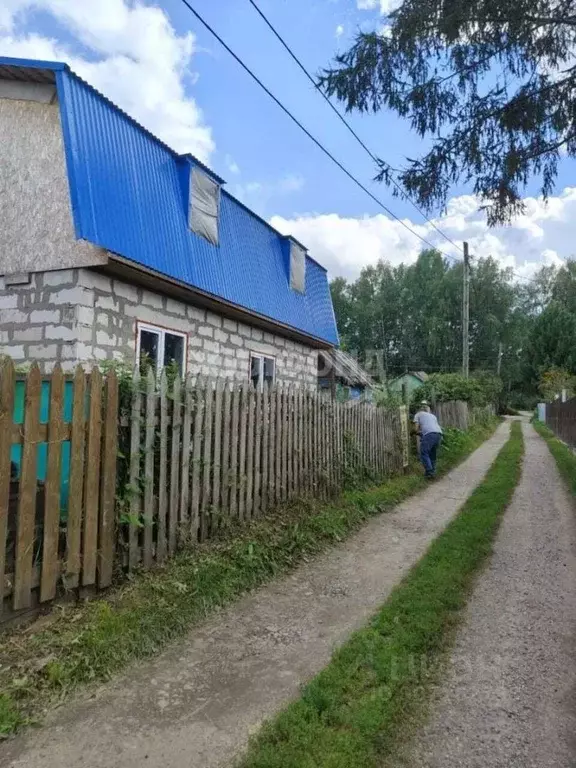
[413,411,443,436]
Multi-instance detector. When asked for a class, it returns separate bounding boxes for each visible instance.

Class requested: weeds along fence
[545,397,576,449]
[1,359,406,619]
[119,369,405,571]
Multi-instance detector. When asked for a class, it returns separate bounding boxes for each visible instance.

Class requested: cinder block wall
[0,268,319,386]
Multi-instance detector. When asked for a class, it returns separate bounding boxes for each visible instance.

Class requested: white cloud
[335,24,345,38]
[0,0,214,162]
[270,189,576,280]
[233,174,305,214]
[278,174,305,194]
[357,0,402,13]
[226,155,241,175]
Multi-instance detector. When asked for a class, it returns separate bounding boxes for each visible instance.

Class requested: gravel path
[0,424,510,768]
[403,421,576,768]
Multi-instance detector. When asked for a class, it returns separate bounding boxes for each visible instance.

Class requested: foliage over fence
[414,372,502,407]
[1,359,408,620]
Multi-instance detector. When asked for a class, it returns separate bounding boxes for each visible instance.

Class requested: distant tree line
[331,249,576,408]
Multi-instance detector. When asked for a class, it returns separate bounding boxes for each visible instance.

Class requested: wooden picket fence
[434,401,495,431]
[0,359,118,616]
[435,400,469,430]
[546,397,576,449]
[123,370,405,569]
[1,359,407,619]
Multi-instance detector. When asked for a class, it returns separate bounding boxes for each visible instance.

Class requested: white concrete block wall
[0,268,320,385]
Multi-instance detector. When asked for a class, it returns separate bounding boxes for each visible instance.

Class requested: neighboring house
[387,371,428,399]
[318,348,373,400]
[0,57,339,387]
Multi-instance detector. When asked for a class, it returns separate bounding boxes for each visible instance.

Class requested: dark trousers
[420,432,442,476]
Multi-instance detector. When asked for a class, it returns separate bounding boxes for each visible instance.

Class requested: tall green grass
[533,420,576,496]
[0,420,499,738]
[240,421,523,768]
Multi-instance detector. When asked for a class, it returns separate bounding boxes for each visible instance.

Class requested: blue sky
[2,0,576,279]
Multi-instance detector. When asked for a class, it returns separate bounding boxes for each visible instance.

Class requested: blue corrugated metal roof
[0,56,338,346]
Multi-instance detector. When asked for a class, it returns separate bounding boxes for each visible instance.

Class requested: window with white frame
[250,353,276,391]
[137,323,187,377]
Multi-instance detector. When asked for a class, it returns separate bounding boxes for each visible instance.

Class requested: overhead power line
[178,0,459,262]
[245,0,464,254]
[244,0,546,287]
[179,0,541,283]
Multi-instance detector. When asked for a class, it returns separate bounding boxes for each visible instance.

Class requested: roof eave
[103,255,336,350]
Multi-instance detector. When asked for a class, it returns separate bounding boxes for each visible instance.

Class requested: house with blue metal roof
[0,56,338,387]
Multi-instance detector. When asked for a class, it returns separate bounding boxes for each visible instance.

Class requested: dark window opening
[250,353,276,391]
[137,323,186,378]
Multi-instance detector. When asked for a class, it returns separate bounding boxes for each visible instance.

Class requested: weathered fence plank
[14,363,42,609]
[245,384,255,519]
[40,364,64,603]
[238,380,248,520]
[190,376,204,541]
[127,369,141,571]
[143,369,156,569]
[179,374,193,530]
[99,369,118,588]
[83,367,103,587]
[0,359,14,613]
[65,365,85,589]
[229,381,240,518]
[275,384,282,504]
[201,378,214,540]
[157,371,168,562]
[169,376,182,552]
[253,388,262,516]
[261,385,270,513]
[212,379,224,531]
[221,382,232,519]
[267,385,276,508]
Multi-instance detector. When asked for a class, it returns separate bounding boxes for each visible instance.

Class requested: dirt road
[404,421,576,768]
[0,424,510,768]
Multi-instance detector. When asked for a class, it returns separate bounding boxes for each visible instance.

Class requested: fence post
[399,405,410,473]
[253,384,262,516]
[229,379,240,518]
[238,379,248,520]
[261,382,270,513]
[13,363,42,609]
[180,374,194,531]
[245,382,255,519]
[189,375,204,541]
[221,380,232,522]
[83,367,103,586]
[201,377,214,540]
[39,363,64,603]
[212,379,224,529]
[99,368,118,588]
[143,368,156,569]
[127,368,141,571]
[157,370,168,561]
[65,365,86,589]
[0,358,15,613]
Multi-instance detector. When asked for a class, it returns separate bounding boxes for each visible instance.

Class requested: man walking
[413,401,443,479]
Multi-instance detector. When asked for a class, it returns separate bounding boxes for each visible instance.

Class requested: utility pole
[497,342,503,376]
[462,241,470,379]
